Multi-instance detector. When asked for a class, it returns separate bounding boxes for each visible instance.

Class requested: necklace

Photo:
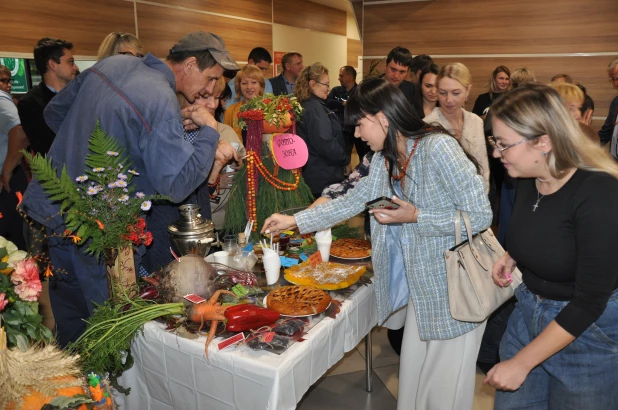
[533,178,555,211]
[385,138,420,181]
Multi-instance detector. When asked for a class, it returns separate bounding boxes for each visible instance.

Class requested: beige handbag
[445,210,522,322]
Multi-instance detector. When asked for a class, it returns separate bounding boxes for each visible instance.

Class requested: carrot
[186,289,235,358]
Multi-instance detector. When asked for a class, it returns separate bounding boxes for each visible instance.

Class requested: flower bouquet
[24,122,168,261]
[0,236,53,350]
[237,93,303,131]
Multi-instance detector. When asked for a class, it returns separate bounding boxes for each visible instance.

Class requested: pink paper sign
[271,134,308,169]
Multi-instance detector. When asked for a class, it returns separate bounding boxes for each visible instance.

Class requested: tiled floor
[297,327,496,410]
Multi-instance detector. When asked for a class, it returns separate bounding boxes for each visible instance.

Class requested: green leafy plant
[24,122,169,260]
[237,93,303,129]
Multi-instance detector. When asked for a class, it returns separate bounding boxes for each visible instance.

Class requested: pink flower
[0,293,8,311]
[11,259,42,302]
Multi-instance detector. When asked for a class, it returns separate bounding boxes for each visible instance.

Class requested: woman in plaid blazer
[263,77,492,409]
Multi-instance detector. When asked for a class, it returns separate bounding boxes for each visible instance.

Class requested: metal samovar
[168,204,215,257]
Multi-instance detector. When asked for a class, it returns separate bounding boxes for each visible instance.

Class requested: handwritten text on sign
[271,134,308,169]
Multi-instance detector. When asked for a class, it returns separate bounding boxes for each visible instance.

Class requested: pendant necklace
[533,178,554,212]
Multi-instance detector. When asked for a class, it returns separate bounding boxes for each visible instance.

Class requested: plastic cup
[213,250,229,265]
[316,241,331,262]
[262,252,281,285]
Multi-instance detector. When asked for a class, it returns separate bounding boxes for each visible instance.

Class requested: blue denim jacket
[21,54,220,231]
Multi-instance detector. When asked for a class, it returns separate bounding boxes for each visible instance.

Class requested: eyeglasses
[0,78,13,85]
[315,80,330,88]
[488,136,528,157]
[118,51,144,58]
[610,76,618,83]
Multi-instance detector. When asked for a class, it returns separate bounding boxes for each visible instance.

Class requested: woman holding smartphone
[262,78,492,410]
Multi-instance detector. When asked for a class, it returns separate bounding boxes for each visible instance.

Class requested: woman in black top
[295,62,349,198]
[485,83,618,409]
[472,65,510,118]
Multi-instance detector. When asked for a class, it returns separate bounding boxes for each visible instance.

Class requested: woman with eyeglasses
[485,83,618,409]
[224,64,265,142]
[97,32,144,60]
[424,63,490,193]
[294,62,349,197]
[262,77,492,410]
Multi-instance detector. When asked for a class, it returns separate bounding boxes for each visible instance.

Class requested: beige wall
[361,0,618,131]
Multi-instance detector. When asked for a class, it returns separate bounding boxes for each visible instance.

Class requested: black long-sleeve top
[507,170,618,337]
[296,94,349,195]
[17,82,57,154]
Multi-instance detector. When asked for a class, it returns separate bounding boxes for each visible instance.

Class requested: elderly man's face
[178,58,224,104]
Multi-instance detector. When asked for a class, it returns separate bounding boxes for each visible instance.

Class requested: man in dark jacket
[381,46,418,115]
[271,52,303,96]
[18,37,79,156]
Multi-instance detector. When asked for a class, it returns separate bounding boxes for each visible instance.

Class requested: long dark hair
[345,77,442,183]
[346,77,481,184]
[413,63,440,116]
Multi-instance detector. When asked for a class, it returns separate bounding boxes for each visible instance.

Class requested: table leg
[365,330,373,392]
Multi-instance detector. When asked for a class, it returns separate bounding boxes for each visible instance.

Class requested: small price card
[184,294,206,304]
[308,250,322,268]
[218,332,245,351]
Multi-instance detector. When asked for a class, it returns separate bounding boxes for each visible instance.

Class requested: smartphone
[366,196,399,210]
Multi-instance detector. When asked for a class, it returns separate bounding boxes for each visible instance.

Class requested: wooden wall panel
[364,0,618,56]
[144,0,272,23]
[3,0,135,55]
[273,0,346,37]
[137,3,272,61]
[363,55,618,130]
[347,39,362,68]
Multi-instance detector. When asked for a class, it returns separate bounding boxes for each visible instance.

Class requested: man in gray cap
[21,31,240,347]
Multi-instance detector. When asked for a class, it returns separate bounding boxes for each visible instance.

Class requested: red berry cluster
[238,109,265,121]
[124,217,153,246]
[276,98,292,112]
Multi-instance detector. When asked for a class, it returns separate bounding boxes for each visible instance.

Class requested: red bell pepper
[224,304,280,332]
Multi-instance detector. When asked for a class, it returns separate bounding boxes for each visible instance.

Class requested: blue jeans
[495,284,618,410]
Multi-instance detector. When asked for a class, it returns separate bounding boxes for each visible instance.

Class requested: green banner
[0,58,28,93]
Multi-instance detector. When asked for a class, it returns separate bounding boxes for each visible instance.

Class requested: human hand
[369,196,418,224]
[484,359,531,391]
[181,105,218,130]
[492,252,517,287]
[0,170,12,193]
[215,140,240,167]
[262,214,297,236]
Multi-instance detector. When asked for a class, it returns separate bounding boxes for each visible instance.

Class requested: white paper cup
[316,241,331,262]
[265,268,280,285]
[262,252,281,285]
[213,250,229,265]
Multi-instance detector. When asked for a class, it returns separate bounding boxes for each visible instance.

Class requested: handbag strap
[455,210,462,244]
[458,210,482,260]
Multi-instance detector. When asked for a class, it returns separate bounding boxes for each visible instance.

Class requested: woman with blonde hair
[294,62,349,197]
[97,32,144,60]
[223,64,265,141]
[550,82,599,143]
[485,83,618,409]
[473,65,511,118]
[424,62,490,192]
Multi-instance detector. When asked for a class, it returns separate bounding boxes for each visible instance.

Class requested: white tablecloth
[115,283,377,410]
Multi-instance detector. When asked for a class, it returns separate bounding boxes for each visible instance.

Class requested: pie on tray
[329,238,372,259]
[266,286,332,316]
[284,262,366,290]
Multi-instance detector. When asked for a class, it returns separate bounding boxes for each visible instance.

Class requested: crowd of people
[1,31,618,410]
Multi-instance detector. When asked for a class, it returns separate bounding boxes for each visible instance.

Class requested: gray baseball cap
[169,32,240,71]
